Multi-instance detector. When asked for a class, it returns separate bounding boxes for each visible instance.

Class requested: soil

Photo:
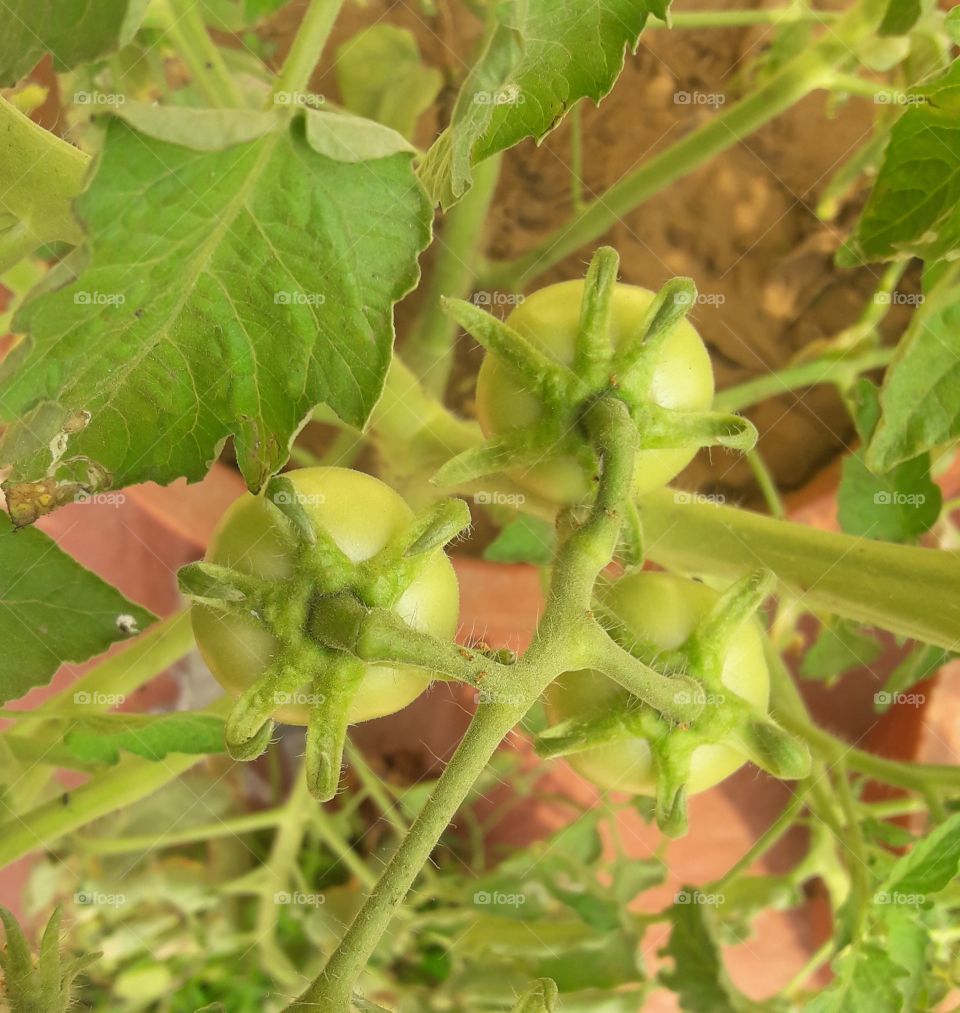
[273,0,920,505]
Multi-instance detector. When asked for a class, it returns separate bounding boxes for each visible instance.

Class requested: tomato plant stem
[479,0,884,289]
[639,487,960,651]
[290,397,661,1009]
[653,7,841,29]
[164,0,243,107]
[406,153,502,396]
[272,0,347,100]
[714,346,894,414]
[711,788,808,891]
[73,808,286,855]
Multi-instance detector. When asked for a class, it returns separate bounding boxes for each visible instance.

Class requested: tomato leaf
[418,0,666,207]
[804,944,905,1013]
[878,0,922,36]
[838,379,941,541]
[0,0,147,85]
[63,712,227,764]
[800,619,882,686]
[658,900,742,1013]
[484,515,556,564]
[0,512,155,704]
[878,811,960,900]
[865,273,960,473]
[510,978,558,1013]
[0,114,431,520]
[842,58,960,264]
[875,643,951,711]
[335,26,442,140]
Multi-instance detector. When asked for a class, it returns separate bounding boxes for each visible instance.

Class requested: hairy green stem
[655,7,841,28]
[639,487,960,652]
[164,0,243,107]
[711,788,809,892]
[272,0,347,100]
[74,808,285,855]
[406,154,502,396]
[713,346,894,414]
[766,643,960,792]
[480,0,884,288]
[290,398,649,1009]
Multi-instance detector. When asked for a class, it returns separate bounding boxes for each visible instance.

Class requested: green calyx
[178,477,470,801]
[535,569,810,838]
[434,246,757,492]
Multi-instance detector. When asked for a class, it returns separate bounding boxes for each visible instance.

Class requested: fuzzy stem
[289,397,648,1009]
[165,0,244,107]
[272,0,347,101]
[406,153,503,396]
[714,346,894,414]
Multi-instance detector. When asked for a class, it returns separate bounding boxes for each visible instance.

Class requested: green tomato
[475,279,715,504]
[192,467,459,726]
[547,571,770,795]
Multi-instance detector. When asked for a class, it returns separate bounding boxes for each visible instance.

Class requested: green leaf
[484,515,556,564]
[111,101,283,150]
[304,108,416,162]
[0,511,155,704]
[844,58,960,264]
[419,0,663,207]
[878,0,922,36]
[0,115,431,520]
[947,7,960,44]
[805,944,904,1013]
[800,619,882,686]
[63,712,227,764]
[658,900,743,1013]
[866,274,960,472]
[878,811,960,900]
[0,0,147,85]
[876,642,950,710]
[838,379,941,541]
[335,26,442,140]
[511,978,558,1013]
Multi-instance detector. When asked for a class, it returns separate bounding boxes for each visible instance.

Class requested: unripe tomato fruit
[191,468,459,725]
[475,280,715,504]
[547,571,770,794]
